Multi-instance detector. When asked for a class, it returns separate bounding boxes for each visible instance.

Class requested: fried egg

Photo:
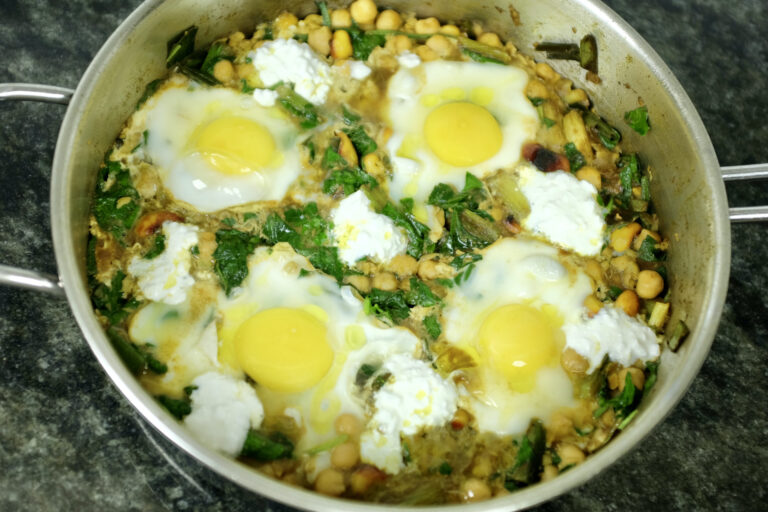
[442,237,593,435]
[142,86,303,212]
[215,244,425,451]
[385,60,538,209]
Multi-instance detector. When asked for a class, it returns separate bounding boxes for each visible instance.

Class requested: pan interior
[50,0,730,510]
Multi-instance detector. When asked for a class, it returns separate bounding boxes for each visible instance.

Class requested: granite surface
[0,0,766,511]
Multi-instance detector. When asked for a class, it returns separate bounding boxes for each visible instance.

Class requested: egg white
[142,86,304,212]
[385,60,538,204]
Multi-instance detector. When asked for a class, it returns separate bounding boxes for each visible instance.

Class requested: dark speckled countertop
[1,1,766,511]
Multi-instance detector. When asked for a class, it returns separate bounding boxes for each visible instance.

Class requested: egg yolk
[194,116,277,175]
[233,307,333,393]
[423,102,502,167]
[478,303,559,393]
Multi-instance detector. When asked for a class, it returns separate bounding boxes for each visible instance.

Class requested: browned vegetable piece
[134,211,184,237]
[522,143,570,173]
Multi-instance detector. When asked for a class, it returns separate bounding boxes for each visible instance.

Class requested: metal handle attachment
[721,164,768,222]
[0,83,75,297]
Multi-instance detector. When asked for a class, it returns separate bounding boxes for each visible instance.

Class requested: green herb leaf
[166,26,198,67]
[200,42,234,76]
[423,315,442,340]
[157,395,192,420]
[346,26,386,61]
[438,462,453,475]
[583,111,621,149]
[144,234,166,260]
[241,430,294,461]
[643,361,659,392]
[343,125,378,156]
[241,79,256,94]
[405,277,441,307]
[323,167,378,196]
[381,202,434,259]
[316,1,331,26]
[618,153,640,205]
[637,235,666,262]
[136,79,163,110]
[462,48,505,64]
[93,161,141,242]
[624,106,650,135]
[107,328,147,375]
[221,217,236,227]
[564,142,586,172]
[213,229,261,295]
[91,271,140,325]
[342,105,362,125]
[284,202,329,246]
[365,288,411,322]
[504,420,546,489]
[274,83,321,130]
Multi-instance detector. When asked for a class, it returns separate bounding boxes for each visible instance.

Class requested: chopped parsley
[213,229,261,295]
[624,106,650,135]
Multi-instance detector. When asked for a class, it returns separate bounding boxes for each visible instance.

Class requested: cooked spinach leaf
[284,202,329,246]
[200,42,234,76]
[637,235,666,262]
[504,420,546,489]
[274,82,321,130]
[144,233,166,260]
[93,161,141,242]
[345,26,386,61]
[564,142,586,172]
[166,26,198,67]
[241,430,294,461]
[323,166,377,196]
[364,278,440,323]
[625,106,650,135]
[423,315,441,340]
[381,202,434,259]
[91,271,140,325]
[157,395,192,420]
[583,111,621,149]
[213,229,261,295]
[343,125,378,156]
[136,79,162,110]
[106,328,166,376]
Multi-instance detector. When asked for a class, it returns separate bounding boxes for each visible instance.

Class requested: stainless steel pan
[1,0,766,510]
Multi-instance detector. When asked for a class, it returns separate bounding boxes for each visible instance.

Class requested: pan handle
[0,83,74,297]
[721,164,768,222]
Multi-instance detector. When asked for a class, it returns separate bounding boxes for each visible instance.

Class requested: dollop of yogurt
[563,306,660,373]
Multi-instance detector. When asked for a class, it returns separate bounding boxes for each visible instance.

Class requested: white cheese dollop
[331,190,408,265]
[249,39,332,105]
[127,221,198,305]
[563,306,661,373]
[396,51,421,69]
[184,371,265,456]
[518,163,606,256]
[360,354,458,474]
[346,60,372,80]
[252,88,278,107]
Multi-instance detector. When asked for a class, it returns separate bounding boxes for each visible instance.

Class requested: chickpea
[439,24,461,36]
[611,254,639,289]
[331,29,353,59]
[415,17,441,34]
[471,454,493,478]
[228,31,245,44]
[576,166,602,190]
[426,34,454,57]
[584,294,603,316]
[330,8,352,28]
[584,259,604,284]
[211,59,234,83]
[535,62,557,81]
[303,14,323,28]
[274,12,299,34]
[361,153,386,178]
[315,468,345,496]
[417,255,455,280]
[387,254,418,276]
[349,0,377,25]
[345,274,371,294]
[636,269,664,299]
[541,464,559,482]
[557,444,586,468]
[349,465,386,495]
[610,222,642,252]
[331,442,359,470]
[308,26,332,56]
[618,367,646,391]
[461,478,491,502]
[565,88,590,107]
[615,289,639,316]
[336,130,359,167]
[335,413,363,437]
[478,32,502,47]
[375,9,402,30]
[525,79,549,100]
[561,347,589,374]
[385,33,412,53]
[414,44,438,62]
[372,272,398,291]
[548,412,573,439]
